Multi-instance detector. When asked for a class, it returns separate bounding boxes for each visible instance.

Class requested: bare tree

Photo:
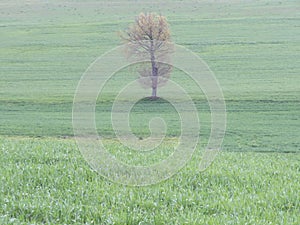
[121,12,173,99]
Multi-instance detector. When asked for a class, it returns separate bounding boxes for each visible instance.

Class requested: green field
[1,0,299,224]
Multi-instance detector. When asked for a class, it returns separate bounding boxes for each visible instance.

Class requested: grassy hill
[0,0,299,224]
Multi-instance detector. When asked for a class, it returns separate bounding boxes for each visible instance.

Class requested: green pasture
[1,137,299,224]
[0,0,299,224]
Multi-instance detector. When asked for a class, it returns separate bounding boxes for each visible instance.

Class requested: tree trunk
[151,65,158,98]
[150,41,158,98]
[151,85,157,98]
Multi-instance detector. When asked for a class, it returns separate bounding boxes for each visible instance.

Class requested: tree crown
[122,12,171,43]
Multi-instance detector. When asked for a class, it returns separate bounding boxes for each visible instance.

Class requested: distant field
[0,1,299,153]
[0,0,299,224]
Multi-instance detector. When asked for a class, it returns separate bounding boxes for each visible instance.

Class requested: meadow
[0,0,299,224]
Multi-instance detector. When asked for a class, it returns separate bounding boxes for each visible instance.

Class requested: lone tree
[121,12,173,99]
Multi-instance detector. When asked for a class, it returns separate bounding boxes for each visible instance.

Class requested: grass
[0,0,299,224]
[0,137,299,224]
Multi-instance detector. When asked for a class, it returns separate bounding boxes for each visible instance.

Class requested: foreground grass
[0,137,299,224]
